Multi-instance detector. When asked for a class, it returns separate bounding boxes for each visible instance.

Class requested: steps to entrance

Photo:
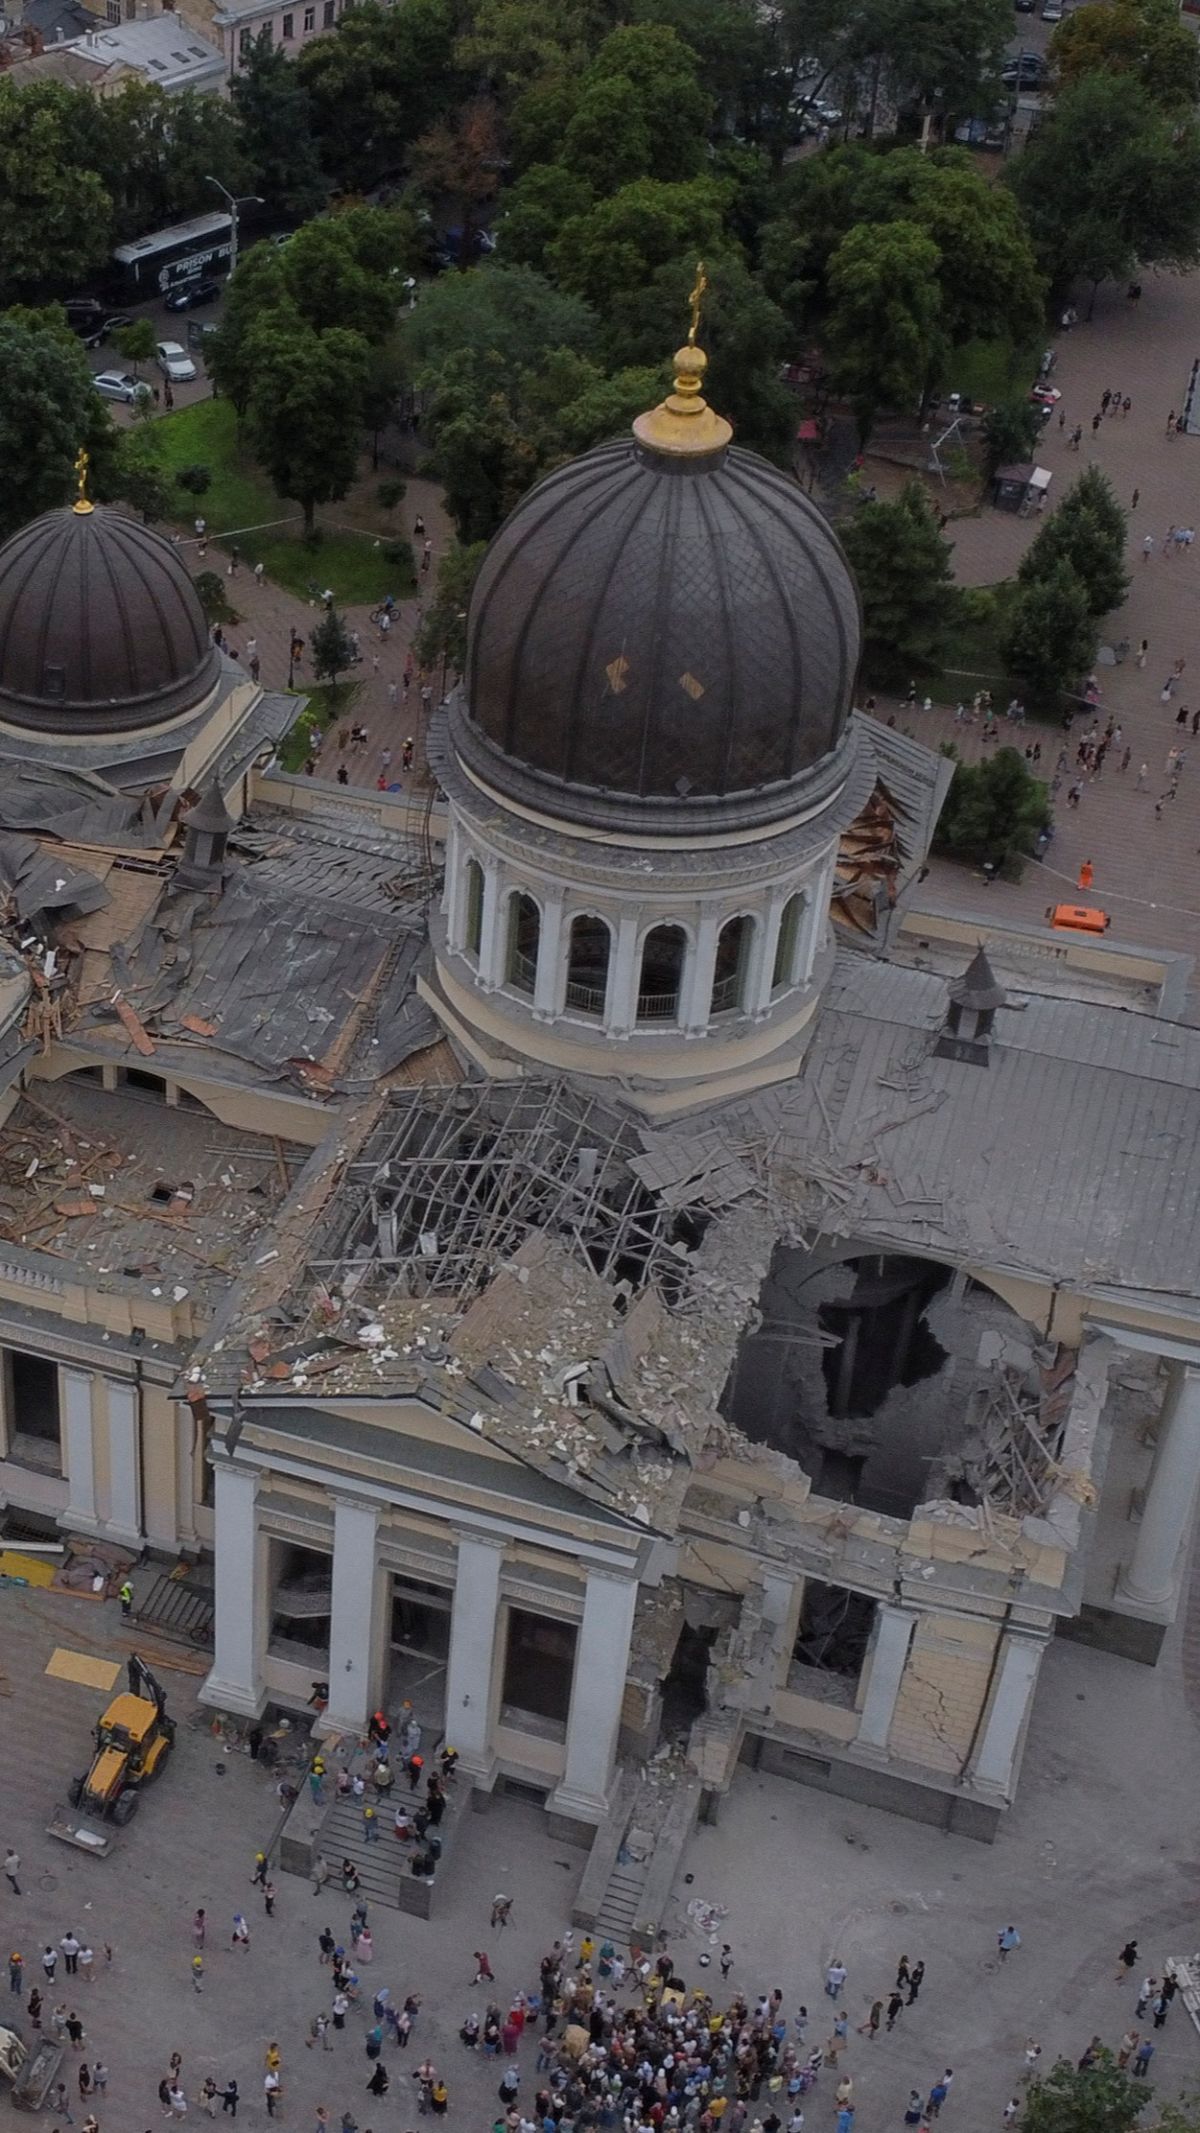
[132,1570,214,1648]
[573,1762,701,1947]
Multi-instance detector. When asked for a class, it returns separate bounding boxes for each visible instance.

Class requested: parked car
[93,370,152,405]
[156,340,197,384]
[1040,1,1063,20]
[1002,51,1047,85]
[164,278,221,314]
[186,319,220,351]
[1014,0,1036,11]
[65,300,134,349]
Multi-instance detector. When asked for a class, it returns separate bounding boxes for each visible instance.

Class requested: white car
[93,370,152,405]
[156,340,197,384]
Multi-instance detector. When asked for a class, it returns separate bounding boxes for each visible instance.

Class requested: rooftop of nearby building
[67,14,223,84]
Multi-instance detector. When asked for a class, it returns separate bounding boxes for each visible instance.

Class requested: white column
[61,1368,97,1531]
[477,863,504,989]
[322,1496,382,1736]
[606,914,640,1035]
[801,863,833,984]
[856,1602,914,1749]
[551,1567,638,1822]
[971,1633,1044,1789]
[443,819,462,938]
[445,1531,505,1780]
[201,1462,267,1716]
[750,897,786,1018]
[106,1380,142,1544]
[1120,1363,1200,1605]
[533,894,566,1019]
[683,913,721,1033]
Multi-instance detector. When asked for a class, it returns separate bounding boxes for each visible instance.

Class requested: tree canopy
[839,482,958,681]
[0,313,117,541]
[934,745,1051,865]
[1008,72,1200,291]
[1050,0,1200,112]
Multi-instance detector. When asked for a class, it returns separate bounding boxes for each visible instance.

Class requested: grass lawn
[950,335,1043,407]
[276,681,362,771]
[153,401,414,607]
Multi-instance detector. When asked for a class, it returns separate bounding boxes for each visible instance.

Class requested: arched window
[505,892,540,996]
[711,914,754,1015]
[637,924,686,1024]
[463,858,484,962]
[565,914,611,1018]
[772,891,806,993]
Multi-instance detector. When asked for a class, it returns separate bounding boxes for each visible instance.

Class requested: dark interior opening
[660,1620,716,1740]
[819,1257,951,1419]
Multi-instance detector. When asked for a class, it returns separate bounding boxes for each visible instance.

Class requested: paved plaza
[868,269,1200,967]
[3,1564,1200,2133]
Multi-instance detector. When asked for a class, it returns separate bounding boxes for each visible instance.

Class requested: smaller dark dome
[0,504,220,735]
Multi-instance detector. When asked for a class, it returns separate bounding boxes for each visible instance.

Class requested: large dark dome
[462,408,861,830]
[0,503,220,735]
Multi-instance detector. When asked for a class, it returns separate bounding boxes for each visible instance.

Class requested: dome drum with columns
[426,284,876,1112]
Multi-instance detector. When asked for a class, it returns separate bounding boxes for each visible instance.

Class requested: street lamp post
[204,175,264,280]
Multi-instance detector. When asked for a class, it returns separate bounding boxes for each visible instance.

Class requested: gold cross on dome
[687,262,707,348]
[73,446,94,516]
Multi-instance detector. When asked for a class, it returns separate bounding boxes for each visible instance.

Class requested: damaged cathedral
[0,337,1196,1929]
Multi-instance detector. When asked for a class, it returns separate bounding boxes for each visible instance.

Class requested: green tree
[420,354,542,539]
[499,166,596,271]
[1009,73,1200,296]
[561,77,655,194]
[413,539,487,676]
[982,397,1042,479]
[840,481,957,682]
[1019,468,1129,617]
[404,261,596,373]
[233,33,327,219]
[0,81,113,301]
[934,745,1051,865]
[824,221,945,441]
[207,245,291,415]
[116,439,174,524]
[310,605,357,688]
[546,175,730,313]
[90,80,251,242]
[0,313,117,541]
[762,146,1042,360]
[457,0,595,108]
[112,318,159,378]
[1019,2055,1150,2133]
[245,322,371,532]
[1051,0,1200,112]
[1000,561,1098,697]
[280,207,419,340]
[296,0,462,190]
[584,24,713,181]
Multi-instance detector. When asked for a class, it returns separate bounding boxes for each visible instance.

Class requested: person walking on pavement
[1116,1939,1139,1982]
[221,2081,239,2117]
[825,1961,847,2000]
[4,1849,19,1895]
[997,1927,1021,1962]
[857,2001,882,2041]
[886,1991,905,2032]
[8,1952,22,1994]
[42,1948,58,1985]
[1133,2040,1155,2077]
[119,1579,133,1616]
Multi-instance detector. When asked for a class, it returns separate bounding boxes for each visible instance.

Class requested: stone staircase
[574,1760,701,1947]
[315,1793,408,1908]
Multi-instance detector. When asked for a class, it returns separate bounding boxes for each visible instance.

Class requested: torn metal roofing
[735,954,1200,1299]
